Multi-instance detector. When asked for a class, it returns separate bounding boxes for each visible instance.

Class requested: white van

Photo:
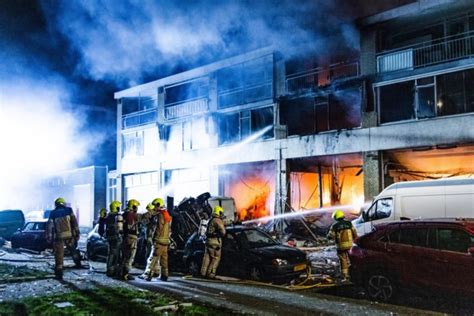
[353,178,474,236]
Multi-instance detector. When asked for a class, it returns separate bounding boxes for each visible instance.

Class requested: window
[388,229,400,243]
[416,77,435,119]
[366,198,393,221]
[217,55,273,108]
[379,81,415,123]
[235,229,277,248]
[329,88,361,130]
[399,227,429,247]
[23,222,35,231]
[165,79,208,105]
[438,228,473,253]
[34,222,46,230]
[122,131,144,158]
[251,107,274,138]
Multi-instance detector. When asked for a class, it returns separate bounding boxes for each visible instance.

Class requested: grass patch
[0,286,216,315]
[0,264,51,283]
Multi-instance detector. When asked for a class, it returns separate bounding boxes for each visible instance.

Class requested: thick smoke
[0,76,103,210]
[41,0,358,85]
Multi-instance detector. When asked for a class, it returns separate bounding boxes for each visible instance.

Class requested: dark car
[86,224,184,271]
[349,218,474,301]
[0,210,25,240]
[183,225,308,281]
[11,220,51,251]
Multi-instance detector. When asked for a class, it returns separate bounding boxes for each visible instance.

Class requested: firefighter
[97,208,107,237]
[46,197,81,280]
[104,200,124,277]
[327,209,358,282]
[200,205,226,279]
[121,199,141,280]
[144,203,157,263]
[144,198,171,282]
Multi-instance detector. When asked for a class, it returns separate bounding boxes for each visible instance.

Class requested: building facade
[113,0,474,222]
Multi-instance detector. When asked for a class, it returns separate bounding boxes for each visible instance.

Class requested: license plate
[293,264,306,272]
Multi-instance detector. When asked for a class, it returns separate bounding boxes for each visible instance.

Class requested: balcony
[122,108,157,129]
[286,61,359,95]
[165,98,208,120]
[377,31,474,73]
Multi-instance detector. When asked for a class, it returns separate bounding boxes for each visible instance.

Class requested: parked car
[349,218,474,301]
[11,220,51,251]
[25,210,52,222]
[353,178,474,236]
[86,224,185,271]
[183,225,308,281]
[0,210,25,240]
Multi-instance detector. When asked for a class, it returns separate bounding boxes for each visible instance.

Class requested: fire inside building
[110,2,474,232]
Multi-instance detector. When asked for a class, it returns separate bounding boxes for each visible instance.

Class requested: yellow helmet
[332,209,345,220]
[213,205,224,217]
[54,197,66,207]
[99,208,107,217]
[127,199,140,210]
[109,200,121,213]
[152,198,164,207]
[146,203,155,212]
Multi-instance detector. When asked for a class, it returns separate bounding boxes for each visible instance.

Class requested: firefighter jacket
[47,206,80,241]
[123,209,139,237]
[105,212,123,239]
[152,209,171,246]
[327,219,358,251]
[206,216,226,247]
[98,216,107,237]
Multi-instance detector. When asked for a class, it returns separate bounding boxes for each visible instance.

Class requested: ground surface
[1,248,473,315]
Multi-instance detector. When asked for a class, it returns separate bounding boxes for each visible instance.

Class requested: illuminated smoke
[0,78,103,211]
[41,0,358,84]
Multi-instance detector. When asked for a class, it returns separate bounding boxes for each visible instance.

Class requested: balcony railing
[377,31,474,73]
[286,61,359,95]
[122,108,157,129]
[165,97,208,120]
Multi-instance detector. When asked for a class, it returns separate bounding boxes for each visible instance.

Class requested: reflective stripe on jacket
[153,210,171,245]
[328,219,358,251]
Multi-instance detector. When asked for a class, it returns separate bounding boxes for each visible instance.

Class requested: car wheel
[87,244,97,261]
[248,265,263,282]
[365,271,396,302]
[188,259,200,277]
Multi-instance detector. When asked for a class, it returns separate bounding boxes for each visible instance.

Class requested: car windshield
[235,229,277,248]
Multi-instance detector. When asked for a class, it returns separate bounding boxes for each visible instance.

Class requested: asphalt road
[130,276,443,315]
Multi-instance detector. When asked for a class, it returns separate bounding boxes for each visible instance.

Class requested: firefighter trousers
[53,238,81,274]
[337,250,351,279]
[145,244,168,278]
[200,244,221,278]
[121,235,138,276]
[106,237,122,277]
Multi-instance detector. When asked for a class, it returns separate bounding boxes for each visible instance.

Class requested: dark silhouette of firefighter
[46,197,81,280]
[144,198,172,281]
[327,209,358,282]
[97,208,107,237]
[102,200,123,277]
[200,205,226,279]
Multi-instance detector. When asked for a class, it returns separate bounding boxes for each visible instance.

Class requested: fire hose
[181,266,337,291]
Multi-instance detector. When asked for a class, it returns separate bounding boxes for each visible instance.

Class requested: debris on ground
[54,302,75,308]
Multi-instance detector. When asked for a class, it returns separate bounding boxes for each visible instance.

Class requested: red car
[349,218,474,301]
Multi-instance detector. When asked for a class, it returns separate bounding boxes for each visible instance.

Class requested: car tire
[188,259,201,277]
[87,244,97,261]
[365,271,396,302]
[248,265,263,282]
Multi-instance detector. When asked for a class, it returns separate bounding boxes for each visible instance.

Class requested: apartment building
[112,0,474,223]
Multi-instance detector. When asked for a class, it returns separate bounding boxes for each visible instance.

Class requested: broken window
[219,107,274,144]
[251,107,274,138]
[329,88,361,130]
[379,80,415,123]
[437,71,465,116]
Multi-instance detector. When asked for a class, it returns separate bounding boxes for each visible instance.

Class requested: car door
[219,233,243,277]
[30,222,47,250]
[18,222,36,248]
[436,226,474,295]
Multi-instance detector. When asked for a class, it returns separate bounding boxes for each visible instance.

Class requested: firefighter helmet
[152,198,164,207]
[146,203,155,212]
[99,208,107,218]
[109,200,121,213]
[332,209,345,220]
[54,197,66,207]
[127,199,140,210]
[213,205,224,217]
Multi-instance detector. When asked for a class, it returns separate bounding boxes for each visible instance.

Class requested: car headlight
[272,258,288,266]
